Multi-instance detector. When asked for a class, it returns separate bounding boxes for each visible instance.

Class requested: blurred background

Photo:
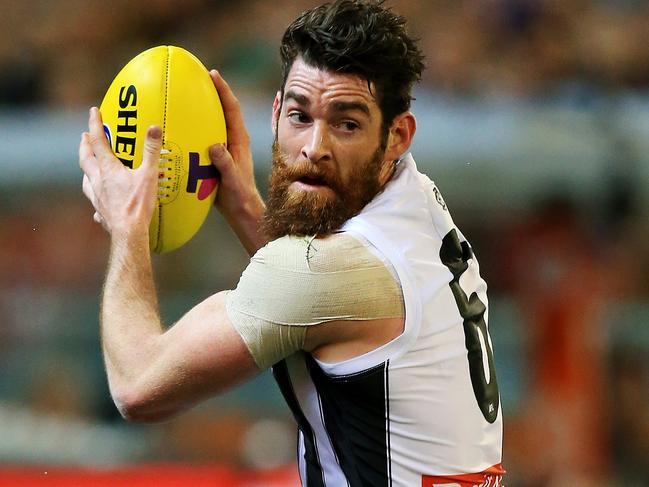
[1,0,649,485]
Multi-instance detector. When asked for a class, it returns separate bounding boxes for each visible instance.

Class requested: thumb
[141,125,163,170]
[209,143,233,176]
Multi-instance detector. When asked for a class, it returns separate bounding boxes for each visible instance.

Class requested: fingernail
[148,125,162,140]
[210,143,225,157]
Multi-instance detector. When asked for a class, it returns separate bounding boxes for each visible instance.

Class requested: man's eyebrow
[331,100,370,117]
[284,90,310,106]
[283,90,371,117]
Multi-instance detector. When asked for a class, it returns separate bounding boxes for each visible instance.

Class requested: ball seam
[156,46,171,253]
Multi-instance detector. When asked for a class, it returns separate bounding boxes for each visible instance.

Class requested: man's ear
[271,91,282,136]
[384,112,417,162]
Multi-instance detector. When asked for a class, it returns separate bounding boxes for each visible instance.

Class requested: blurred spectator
[499,195,609,485]
[3,0,649,106]
[609,347,649,485]
[0,55,43,105]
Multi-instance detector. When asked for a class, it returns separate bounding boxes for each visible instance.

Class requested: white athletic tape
[227,234,404,369]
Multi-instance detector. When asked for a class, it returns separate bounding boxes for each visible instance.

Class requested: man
[79,1,504,485]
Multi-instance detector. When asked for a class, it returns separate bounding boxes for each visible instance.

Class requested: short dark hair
[279,0,425,130]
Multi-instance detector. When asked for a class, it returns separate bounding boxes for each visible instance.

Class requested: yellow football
[100,45,226,253]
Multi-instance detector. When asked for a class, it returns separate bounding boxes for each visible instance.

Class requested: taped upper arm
[226,233,404,369]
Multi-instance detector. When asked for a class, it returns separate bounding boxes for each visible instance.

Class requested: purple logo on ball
[186,152,218,200]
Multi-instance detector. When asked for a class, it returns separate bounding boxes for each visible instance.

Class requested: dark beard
[262,141,386,240]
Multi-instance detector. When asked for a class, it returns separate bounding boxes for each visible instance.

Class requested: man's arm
[80,109,258,422]
[208,70,268,256]
[102,234,258,423]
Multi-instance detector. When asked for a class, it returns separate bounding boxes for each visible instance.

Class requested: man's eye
[340,121,360,131]
[287,112,310,124]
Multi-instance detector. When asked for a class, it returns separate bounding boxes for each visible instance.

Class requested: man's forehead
[284,58,378,109]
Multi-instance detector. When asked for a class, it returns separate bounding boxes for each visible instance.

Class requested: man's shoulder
[255,233,382,273]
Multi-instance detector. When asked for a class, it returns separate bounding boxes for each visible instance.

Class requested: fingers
[209,143,227,164]
[209,143,232,176]
[83,175,104,227]
[140,125,163,171]
[80,112,162,233]
[79,132,98,178]
[87,107,115,162]
[209,70,250,147]
[82,174,95,203]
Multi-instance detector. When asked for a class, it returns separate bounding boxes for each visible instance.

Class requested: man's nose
[301,122,331,164]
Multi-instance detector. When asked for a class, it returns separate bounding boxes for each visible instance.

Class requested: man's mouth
[290,176,335,195]
[297,176,327,187]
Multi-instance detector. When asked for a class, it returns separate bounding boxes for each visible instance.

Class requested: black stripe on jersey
[272,360,325,487]
[306,355,390,487]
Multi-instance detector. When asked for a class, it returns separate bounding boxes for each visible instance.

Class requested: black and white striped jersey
[273,154,504,487]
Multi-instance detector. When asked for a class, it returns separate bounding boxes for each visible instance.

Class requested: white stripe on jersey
[287,354,350,486]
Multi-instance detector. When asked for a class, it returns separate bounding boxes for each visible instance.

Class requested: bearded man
[79,1,504,485]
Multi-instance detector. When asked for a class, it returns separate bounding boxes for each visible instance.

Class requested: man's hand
[79,107,162,241]
[209,71,267,255]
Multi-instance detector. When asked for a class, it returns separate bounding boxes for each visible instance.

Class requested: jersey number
[440,229,500,423]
